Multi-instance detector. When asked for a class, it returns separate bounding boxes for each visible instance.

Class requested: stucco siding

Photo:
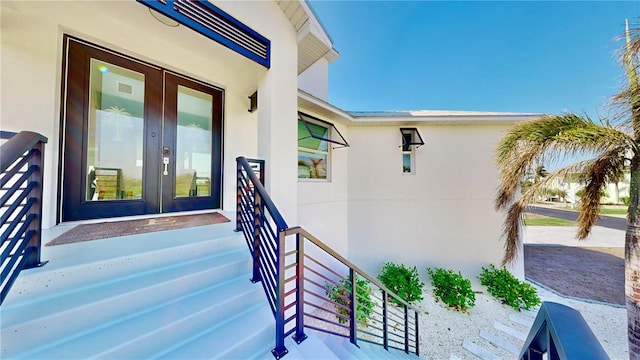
[347,124,524,281]
[297,119,349,255]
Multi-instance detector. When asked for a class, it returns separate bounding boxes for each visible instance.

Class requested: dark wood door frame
[60,36,223,222]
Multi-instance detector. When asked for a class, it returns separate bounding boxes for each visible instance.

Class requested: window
[297,112,348,180]
[400,128,424,174]
[402,147,414,174]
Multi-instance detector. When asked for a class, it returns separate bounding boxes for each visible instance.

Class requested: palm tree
[495,20,640,359]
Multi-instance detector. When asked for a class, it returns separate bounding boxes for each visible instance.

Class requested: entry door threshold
[57,209,225,227]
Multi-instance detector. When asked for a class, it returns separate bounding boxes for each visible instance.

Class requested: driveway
[523,224,624,306]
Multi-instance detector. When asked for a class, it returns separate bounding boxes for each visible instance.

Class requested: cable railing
[1,131,48,305]
[236,156,420,358]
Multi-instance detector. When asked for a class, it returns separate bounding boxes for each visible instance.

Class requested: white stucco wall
[1,0,298,228]
[346,124,524,282]
[297,116,349,255]
[298,58,329,101]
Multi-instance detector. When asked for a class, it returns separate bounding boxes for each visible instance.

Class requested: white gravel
[415,283,627,360]
[306,282,626,359]
[532,284,627,360]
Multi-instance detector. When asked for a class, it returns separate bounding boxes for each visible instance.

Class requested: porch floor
[37,211,238,272]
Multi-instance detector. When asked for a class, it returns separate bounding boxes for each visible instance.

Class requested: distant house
[1,0,539,281]
[547,171,631,205]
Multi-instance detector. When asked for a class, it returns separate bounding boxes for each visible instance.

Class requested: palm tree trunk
[627,154,640,359]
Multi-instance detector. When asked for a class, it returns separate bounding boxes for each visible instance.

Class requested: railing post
[414,309,420,356]
[235,162,242,232]
[404,304,409,353]
[272,229,288,359]
[250,191,262,283]
[24,143,46,269]
[349,268,358,347]
[382,290,388,350]
[292,231,307,344]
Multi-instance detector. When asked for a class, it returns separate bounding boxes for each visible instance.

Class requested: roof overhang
[298,90,542,126]
[278,1,340,74]
[347,110,543,126]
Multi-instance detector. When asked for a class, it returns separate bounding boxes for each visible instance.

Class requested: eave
[278,0,339,74]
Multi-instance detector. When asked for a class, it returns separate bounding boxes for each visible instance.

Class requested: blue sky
[308,1,639,118]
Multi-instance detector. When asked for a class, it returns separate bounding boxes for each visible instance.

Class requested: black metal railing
[519,301,609,360]
[236,156,420,359]
[0,131,48,305]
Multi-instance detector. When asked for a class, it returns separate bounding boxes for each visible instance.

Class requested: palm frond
[576,149,627,238]
[501,202,524,266]
[612,19,640,134]
[499,161,596,265]
[499,153,627,264]
[495,114,632,211]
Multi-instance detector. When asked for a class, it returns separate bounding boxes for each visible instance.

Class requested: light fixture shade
[148,8,180,27]
[248,91,258,113]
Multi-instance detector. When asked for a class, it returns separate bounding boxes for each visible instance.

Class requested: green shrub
[427,267,476,312]
[622,196,630,206]
[326,274,374,324]
[378,262,424,305]
[478,264,541,311]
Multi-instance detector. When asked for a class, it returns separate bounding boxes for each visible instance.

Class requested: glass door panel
[62,37,163,222]
[86,59,145,201]
[175,85,212,198]
[162,73,222,213]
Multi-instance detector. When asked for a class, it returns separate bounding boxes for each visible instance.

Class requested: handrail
[1,131,48,305]
[283,226,420,312]
[236,156,420,358]
[1,131,47,172]
[519,302,609,360]
[236,157,287,230]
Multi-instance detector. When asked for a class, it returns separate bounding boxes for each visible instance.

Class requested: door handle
[163,157,169,176]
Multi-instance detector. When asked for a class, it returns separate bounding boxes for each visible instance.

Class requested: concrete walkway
[522,225,624,247]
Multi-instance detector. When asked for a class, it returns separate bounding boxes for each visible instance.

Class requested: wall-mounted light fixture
[248,91,258,113]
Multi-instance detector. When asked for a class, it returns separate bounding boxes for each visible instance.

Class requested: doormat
[46,212,230,246]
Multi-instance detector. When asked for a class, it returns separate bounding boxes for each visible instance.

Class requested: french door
[61,37,222,222]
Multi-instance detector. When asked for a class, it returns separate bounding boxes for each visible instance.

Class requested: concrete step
[494,321,528,342]
[520,308,538,318]
[2,233,245,309]
[84,277,264,359]
[1,244,250,329]
[479,329,520,355]
[311,332,359,360]
[509,313,534,327]
[462,339,503,360]
[155,301,274,359]
[254,331,342,360]
[0,234,279,359]
[1,249,252,343]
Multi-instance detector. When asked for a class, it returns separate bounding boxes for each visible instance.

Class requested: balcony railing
[236,156,420,358]
[0,131,48,305]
